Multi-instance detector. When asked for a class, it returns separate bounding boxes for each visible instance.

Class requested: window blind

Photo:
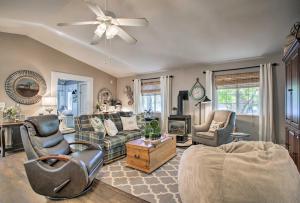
[215,72,259,88]
[141,79,160,95]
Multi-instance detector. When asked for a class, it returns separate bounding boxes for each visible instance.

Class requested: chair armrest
[36,154,71,162]
[69,141,102,151]
[215,125,234,145]
[193,124,209,132]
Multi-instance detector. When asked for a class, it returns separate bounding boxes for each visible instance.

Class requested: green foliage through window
[216,86,259,115]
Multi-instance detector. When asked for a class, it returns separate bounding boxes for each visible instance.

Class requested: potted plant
[150,120,161,140]
[3,106,17,121]
[143,120,161,144]
[144,123,152,140]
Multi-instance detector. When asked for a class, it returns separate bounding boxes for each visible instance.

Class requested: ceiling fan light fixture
[106,25,119,39]
[95,23,107,37]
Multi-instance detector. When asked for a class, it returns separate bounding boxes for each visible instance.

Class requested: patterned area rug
[97,148,184,203]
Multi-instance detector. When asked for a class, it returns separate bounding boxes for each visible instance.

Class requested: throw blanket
[178,141,300,203]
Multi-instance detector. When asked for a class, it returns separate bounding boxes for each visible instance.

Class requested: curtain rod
[202,63,278,74]
[132,75,173,82]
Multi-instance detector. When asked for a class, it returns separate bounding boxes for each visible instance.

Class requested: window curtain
[259,63,275,142]
[133,79,143,114]
[205,70,213,122]
[160,76,172,133]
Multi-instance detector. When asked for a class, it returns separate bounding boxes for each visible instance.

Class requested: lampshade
[42,96,57,106]
[106,25,119,39]
[95,23,106,36]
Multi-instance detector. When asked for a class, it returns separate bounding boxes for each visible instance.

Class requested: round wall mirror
[5,70,47,105]
[15,77,40,97]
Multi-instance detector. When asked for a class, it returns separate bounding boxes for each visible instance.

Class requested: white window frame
[215,85,259,116]
[142,94,161,113]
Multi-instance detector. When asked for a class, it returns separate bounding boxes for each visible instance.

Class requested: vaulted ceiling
[0,0,299,77]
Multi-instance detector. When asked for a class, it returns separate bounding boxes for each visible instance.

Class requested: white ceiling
[0,0,299,77]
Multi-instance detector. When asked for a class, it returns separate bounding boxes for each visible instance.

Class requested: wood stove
[168,115,191,143]
[168,90,191,143]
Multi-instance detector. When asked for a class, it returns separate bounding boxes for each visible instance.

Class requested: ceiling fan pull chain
[109,39,112,64]
[104,37,107,64]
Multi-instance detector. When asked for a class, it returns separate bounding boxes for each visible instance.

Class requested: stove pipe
[177,90,189,115]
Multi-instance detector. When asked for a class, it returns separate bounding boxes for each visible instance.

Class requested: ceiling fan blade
[57,21,99,26]
[113,18,148,26]
[116,27,137,44]
[84,1,105,17]
[90,34,101,45]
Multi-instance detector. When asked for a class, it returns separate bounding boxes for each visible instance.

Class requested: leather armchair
[192,110,236,146]
[20,115,104,199]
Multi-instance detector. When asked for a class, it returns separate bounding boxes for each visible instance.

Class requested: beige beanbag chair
[178,141,300,203]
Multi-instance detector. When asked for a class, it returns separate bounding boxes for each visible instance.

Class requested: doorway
[57,79,88,128]
[51,72,93,129]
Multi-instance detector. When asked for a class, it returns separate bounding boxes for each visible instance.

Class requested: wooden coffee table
[126,136,176,173]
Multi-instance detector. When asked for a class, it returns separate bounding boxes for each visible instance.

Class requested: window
[215,72,259,115]
[141,79,161,112]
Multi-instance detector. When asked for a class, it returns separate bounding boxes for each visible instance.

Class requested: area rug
[97,148,184,203]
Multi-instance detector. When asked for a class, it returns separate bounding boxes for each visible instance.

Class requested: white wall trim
[51,71,94,114]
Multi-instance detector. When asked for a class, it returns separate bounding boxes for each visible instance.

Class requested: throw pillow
[90,117,106,135]
[121,116,139,131]
[104,119,118,136]
[209,120,224,132]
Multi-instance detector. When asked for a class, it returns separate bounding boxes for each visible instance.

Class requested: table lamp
[42,96,57,114]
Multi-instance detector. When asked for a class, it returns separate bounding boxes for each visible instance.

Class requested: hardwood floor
[0,151,147,203]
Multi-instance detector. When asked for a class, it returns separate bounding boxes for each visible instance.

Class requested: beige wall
[0,32,117,116]
[117,53,286,144]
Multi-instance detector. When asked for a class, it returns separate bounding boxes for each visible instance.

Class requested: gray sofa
[192,110,236,146]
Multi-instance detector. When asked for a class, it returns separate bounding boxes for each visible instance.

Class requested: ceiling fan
[57,0,148,45]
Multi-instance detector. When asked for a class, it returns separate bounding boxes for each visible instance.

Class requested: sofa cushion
[104,135,127,150]
[90,117,106,135]
[121,116,139,131]
[71,149,104,174]
[76,115,94,131]
[104,119,118,136]
[107,113,123,131]
[118,130,142,142]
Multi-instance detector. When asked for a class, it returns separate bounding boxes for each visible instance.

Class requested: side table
[0,121,24,157]
[230,132,250,142]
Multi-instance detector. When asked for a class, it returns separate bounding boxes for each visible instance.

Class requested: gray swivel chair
[192,110,236,146]
[20,115,104,199]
